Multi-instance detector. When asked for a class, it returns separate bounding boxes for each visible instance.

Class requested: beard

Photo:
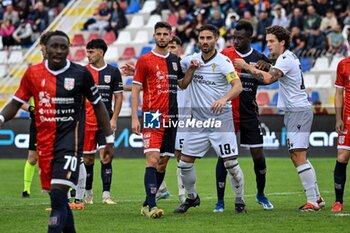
[156,41,169,49]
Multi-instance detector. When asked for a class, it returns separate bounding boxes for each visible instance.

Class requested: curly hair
[266,25,291,49]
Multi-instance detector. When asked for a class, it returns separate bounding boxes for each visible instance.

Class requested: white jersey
[180,51,237,121]
[274,50,310,112]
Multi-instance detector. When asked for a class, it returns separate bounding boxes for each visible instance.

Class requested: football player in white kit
[173,24,245,214]
[234,25,323,211]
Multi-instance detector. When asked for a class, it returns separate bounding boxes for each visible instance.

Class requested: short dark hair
[235,19,254,37]
[266,25,291,49]
[45,30,70,45]
[198,24,219,37]
[86,38,108,55]
[39,31,54,46]
[170,35,182,45]
[154,21,172,32]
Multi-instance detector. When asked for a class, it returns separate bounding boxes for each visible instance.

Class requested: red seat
[119,47,136,60]
[71,34,86,46]
[167,14,178,27]
[103,31,116,45]
[71,49,86,62]
[256,92,270,106]
[260,107,274,115]
[87,33,99,43]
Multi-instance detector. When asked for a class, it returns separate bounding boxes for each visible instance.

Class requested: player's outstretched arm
[335,87,344,134]
[131,84,142,135]
[0,99,23,128]
[93,101,114,162]
[178,59,201,89]
[234,58,282,84]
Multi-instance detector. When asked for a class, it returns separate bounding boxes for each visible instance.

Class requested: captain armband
[227,71,240,83]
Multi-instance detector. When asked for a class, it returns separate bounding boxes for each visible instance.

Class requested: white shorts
[175,131,187,151]
[181,120,238,158]
[284,109,313,151]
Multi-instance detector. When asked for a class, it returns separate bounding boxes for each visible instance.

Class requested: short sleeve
[274,55,291,76]
[133,56,147,85]
[335,60,344,88]
[221,56,239,83]
[180,55,192,72]
[177,58,184,80]
[113,68,123,93]
[82,68,101,105]
[13,68,33,104]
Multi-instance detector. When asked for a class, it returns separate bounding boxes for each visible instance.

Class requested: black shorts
[50,153,82,188]
[160,126,176,156]
[28,118,37,151]
[240,118,263,148]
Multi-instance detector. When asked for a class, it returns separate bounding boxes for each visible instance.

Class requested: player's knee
[178,160,194,171]
[84,154,95,165]
[223,159,238,170]
[251,148,264,161]
[157,156,169,172]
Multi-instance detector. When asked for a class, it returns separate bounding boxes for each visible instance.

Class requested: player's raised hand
[132,118,141,135]
[234,58,248,70]
[211,98,226,114]
[336,119,344,135]
[120,63,135,76]
[189,59,201,70]
[255,60,271,71]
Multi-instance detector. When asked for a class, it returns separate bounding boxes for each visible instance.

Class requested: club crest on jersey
[212,63,216,72]
[64,78,75,91]
[172,62,178,71]
[104,75,111,83]
[339,135,345,144]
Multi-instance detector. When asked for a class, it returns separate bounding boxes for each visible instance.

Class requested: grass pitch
[0,157,349,233]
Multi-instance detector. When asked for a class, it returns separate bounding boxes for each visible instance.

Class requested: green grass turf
[0,157,349,233]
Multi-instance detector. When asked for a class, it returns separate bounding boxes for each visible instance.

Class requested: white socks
[75,162,87,200]
[177,167,185,196]
[296,163,317,205]
[307,160,321,199]
[178,160,197,199]
[224,159,244,202]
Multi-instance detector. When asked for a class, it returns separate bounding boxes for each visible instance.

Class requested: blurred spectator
[290,26,307,57]
[327,24,345,55]
[313,0,330,17]
[105,1,127,38]
[242,10,257,37]
[313,100,328,115]
[32,1,49,33]
[84,1,111,34]
[3,4,19,26]
[289,7,304,31]
[191,0,207,18]
[295,0,308,14]
[209,0,222,18]
[219,0,232,14]
[331,0,348,17]
[304,5,321,36]
[12,19,33,47]
[343,7,350,27]
[175,8,192,44]
[227,14,238,31]
[255,10,271,51]
[208,8,225,34]
[272,4,289,28]
[188,12,206,41]
[305,25,327,57]
[320,9,338,33]
[237,0,255,17]
[169,0,190,11]
[0,18,15,49]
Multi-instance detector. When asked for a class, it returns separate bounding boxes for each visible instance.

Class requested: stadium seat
[311,57,329,71]
[139,0,156,13]
[303,73,316,88]
[119,47,136,60]
[262,81,279,89]
[167,14,178,27]
[251,42,262,52]
[0,65,7,78]
[126,15,145,29]
[103,31,116,45]
[260,107,274,114]
[256,92,270,106]
[300,57,312,72]
[329,56,344,71]
[71,33,86,46]
[104,46,119,62]
[8,50,23,64]
[310,91,320,103]
[71,49,86,62]
[262,45,270,57]
[316,74,332,88]
[126,77,133,85]
[138,46,152,57]
[268,92,278,106]
[146,15,162,28]
[132,30,149,44]
[87,32,99,43]
[114,31,132,45]
[125,0,141,14]
[0,50,8,63]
